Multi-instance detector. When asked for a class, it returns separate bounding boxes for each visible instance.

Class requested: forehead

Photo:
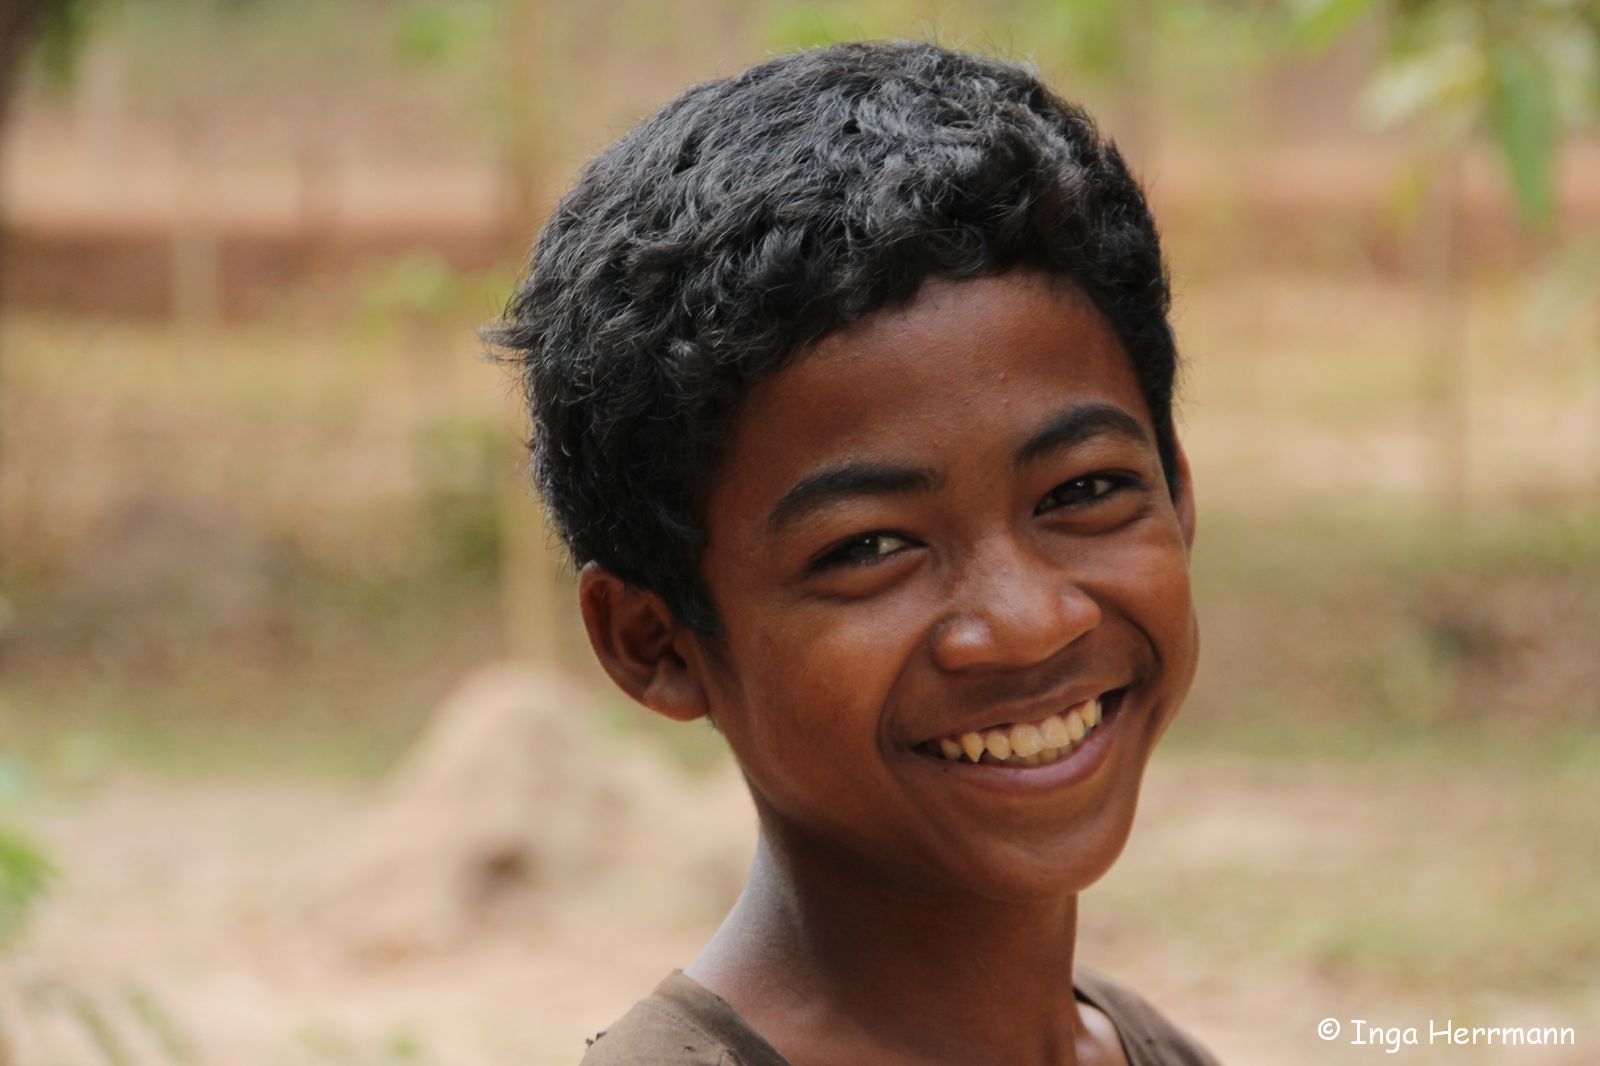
[707,274,1152,515]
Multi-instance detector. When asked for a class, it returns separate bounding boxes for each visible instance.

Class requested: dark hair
[490,40,1178,635]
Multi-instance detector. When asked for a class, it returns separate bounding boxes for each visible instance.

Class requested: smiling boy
[493,41,1217,1066]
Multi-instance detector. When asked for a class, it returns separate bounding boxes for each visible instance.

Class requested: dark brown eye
[1035,474,1132,515]
[809,531,914,572]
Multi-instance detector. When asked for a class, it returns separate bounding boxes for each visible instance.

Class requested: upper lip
[912,682,1123,744]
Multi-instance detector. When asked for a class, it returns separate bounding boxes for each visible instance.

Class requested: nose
[930,534,1101,672]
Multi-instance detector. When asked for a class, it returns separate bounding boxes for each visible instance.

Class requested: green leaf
[0,824,55,947]
[1380,156,1435,234]
[63,988,136,1066]
[1358,41,1485,130]
[1287,0,1383,53]
[1488,42,1559,229]
[30,0,96,88]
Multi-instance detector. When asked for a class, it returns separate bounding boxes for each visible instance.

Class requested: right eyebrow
[1012,403,1152,471]
[767,463,944,533]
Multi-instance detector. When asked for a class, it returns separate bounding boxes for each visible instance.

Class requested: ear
[1173,442,1197,552]
[577,562,710,723]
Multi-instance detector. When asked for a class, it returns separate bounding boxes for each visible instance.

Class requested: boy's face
[686,272,1198,902]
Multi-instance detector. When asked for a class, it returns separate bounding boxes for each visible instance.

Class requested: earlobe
[577,563,710,723]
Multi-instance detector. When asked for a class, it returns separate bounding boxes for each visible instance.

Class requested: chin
[957,788,1146,905]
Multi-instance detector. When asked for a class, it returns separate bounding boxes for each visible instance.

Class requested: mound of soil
[294,663,752,959]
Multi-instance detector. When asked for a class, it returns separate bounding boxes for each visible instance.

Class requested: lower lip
[911,691,1128,796]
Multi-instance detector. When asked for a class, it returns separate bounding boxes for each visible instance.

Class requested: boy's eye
[808,531,915,572]
[1035,474,1132,515]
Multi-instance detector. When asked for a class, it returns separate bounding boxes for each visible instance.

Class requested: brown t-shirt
[581,968,1220,1065]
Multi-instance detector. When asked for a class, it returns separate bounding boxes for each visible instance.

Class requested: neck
[686,827,1089,1066]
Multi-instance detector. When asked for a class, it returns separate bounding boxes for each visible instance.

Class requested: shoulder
[579,972,790,1066]
[580,997,731,1066]
[1074,967,1224,1066]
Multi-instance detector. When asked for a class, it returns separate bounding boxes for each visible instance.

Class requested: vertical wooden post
[0,0,58,584]
[297,121,337,272]
[171,117,221,333]
[1420,147,1468,519]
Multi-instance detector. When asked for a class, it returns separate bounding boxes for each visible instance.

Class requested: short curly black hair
[490,40,1178,635]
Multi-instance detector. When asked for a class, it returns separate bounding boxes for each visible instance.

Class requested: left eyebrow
[1013,403,1151,470]
[766,463,944,533]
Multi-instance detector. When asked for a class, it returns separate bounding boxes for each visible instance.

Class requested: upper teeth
[932,698,1103,767]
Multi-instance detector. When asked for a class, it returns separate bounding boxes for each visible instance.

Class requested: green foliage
[1359,29,1481,134]
[15,980,196,1066]
[413,414,503,581]
[60,986,137,1066]
[761,0,1265,87]
[353,251,509,345]
[1487,37,1560,225]
[1286,0,1383,51]
[761,0,1119,73]
[391,0,493,70]
[1292,0,1600,230]
[28,0,98,88]
[1011,0,1136,78]
[761,0,921,52]
[0,822,55,947]
[123,982,197,1065]
[361,252,464,322]
[0,756,53,948]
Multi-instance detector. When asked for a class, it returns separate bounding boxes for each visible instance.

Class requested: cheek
[719,598,926,749]
[1076,522,1193,635]
[1140,544,1194,625]
[1119,536,1198,683]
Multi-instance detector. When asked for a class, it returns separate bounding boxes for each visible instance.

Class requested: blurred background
[0,1,1596,1064]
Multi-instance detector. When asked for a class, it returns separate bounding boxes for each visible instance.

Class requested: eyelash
[1033,473,1138,515]
[806,473,1138,573]
[806,531,914,573]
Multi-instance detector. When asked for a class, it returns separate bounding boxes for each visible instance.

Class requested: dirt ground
[5,689,1595,1066]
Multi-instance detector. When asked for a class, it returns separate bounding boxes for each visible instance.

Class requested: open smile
[914,689,1126,770]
